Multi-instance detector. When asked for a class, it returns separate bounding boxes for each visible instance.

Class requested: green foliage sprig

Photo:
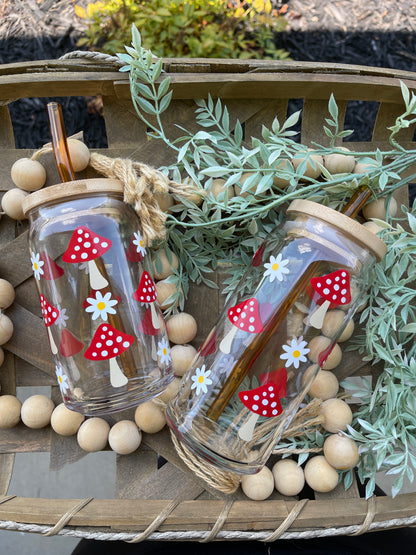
[75,0,290,60]
[119,27,416,497]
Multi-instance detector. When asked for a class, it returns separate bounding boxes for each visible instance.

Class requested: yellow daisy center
[198,375,204,383]
[163,348,167,355]
[97,301,106,310]
[272,262,279,271]
[293,349,301,358]
[34,262,38,270]
[139,240,144,247]
[58,376,63,384]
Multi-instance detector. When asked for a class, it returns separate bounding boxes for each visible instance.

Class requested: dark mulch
[1,0,416,151]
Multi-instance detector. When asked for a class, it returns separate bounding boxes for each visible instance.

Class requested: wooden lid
[22,178,124,216]
[287,199,387,261]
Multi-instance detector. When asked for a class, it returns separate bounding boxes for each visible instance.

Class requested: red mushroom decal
[219,298,263,354]
[62,226,112,291]
[306,269,351,329]
[40,294,59,354]
[84,323,134,388]
[133,271,160,329]
[59,329,84,358]
[238,383,283,442]
[138,307,159,360]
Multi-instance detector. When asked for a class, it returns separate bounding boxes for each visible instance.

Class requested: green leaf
[131,24,142,51]
[328,93,339,121]
[159,90,173,113]
[136,96,157,115]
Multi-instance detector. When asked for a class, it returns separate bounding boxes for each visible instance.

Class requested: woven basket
[0,58,415,542]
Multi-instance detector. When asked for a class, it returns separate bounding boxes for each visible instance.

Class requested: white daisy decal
[132,231,147,258]
[85,291,118,321]
[56,367,69,394]
[263,254,290,282]
[157,338,171,365]
[31,252,44,280]
[191,364,212,396]
[280,337,310,369]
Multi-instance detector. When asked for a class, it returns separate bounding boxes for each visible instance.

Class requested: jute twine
[30,143,202,247]
[88,151,200,245]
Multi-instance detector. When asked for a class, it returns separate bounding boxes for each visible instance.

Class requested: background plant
[75,0,290,59]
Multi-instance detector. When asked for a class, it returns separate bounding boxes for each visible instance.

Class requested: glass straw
[47,102,76,183]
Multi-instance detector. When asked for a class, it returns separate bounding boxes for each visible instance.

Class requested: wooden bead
[77,417,110,452]
[0,278,15,309]
[301,365,339,401]
[154,192,174,213]
[323,433,359,470]
[307,335,342,370]
[1,188,29,220]
[272,458,305,496]
[21,394,55,429]
[0,313,14,345]
[323,148,355,174]
[11,157,46,191]
[158,377,181,404]
[304,455,339,493]
[0,395,22,428]
[292,149,323,180]
[320,398,353,433]
[322,310,354,342]
[234,172,260,198]
[155,279,178,310]
[134,400,166,433]
[182,178,205,206]
[67,139,90,172]
[50,403,85,436]
[108,420,142,454]
[170,344,197,376]
[166,312,197,344]
[272,159,293,189]
[152,248,179,280]
[209,178,235,200]
[362,196,398,220]
[241,466,274,500]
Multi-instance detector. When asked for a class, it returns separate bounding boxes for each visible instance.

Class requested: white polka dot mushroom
[219,297,263,354]
[306,269,351,329]
[133,270,160,329]
[39,294,60,354]
[62,226,112,290]
[84,323,134,388]
[237,383,283,442]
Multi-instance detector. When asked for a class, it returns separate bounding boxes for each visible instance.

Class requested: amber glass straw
[206,186,372,421]
[47,102,76,183]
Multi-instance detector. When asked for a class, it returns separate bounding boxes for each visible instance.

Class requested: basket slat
[0,58,415,539]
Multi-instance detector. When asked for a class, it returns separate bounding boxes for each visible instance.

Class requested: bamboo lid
[22,178,124,216]
[287,199,387,261]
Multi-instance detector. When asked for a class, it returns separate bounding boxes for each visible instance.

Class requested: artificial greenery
[118,26,416,498]
[75,0,290,60]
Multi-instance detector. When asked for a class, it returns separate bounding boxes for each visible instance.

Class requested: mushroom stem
[305,299,331,330]
[219,326,238,354]
[238,412,259,442]
[109,356,128,388]
[88,259,109,290]
[150,303,161,329]
[47,327,58,355]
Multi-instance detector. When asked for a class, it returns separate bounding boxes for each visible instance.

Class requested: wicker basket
[0,57,415,542]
